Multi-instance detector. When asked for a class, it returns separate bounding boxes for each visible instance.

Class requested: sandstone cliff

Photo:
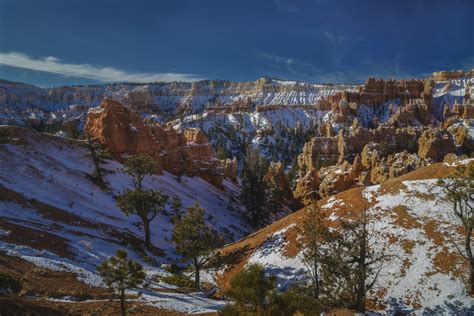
[84,99,235,187]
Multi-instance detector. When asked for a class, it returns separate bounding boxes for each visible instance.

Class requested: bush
[0,272,22,293]
[160,274,194,291]
[0,129,10,144]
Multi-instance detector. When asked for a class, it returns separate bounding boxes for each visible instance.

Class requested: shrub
[0,272,22,293]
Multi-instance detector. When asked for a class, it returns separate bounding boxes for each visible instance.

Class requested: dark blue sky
[0,0,473,86]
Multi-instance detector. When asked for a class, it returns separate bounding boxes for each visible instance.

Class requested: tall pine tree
[240,146,270,227]
[171,203,222,289]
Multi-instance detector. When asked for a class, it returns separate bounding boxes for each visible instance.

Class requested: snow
[432,77,474,119]
[363,179,473,314]
[237,178,473,314]
[0,131,250,313]
[246,225,306,290]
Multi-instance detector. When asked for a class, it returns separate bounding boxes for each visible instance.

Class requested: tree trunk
[356,268,366,313]
[313,256,320,299]
[143,219,151,248]
[470,264,474,295]
[466,230,474,295]
[120,288,126,316]
[193,258,200,290]
[356,218,367,313]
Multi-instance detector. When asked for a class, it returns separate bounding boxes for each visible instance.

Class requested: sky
[0,0,473,87]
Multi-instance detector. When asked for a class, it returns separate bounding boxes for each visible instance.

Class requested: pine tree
[87,137,107,189]
[97,250,145,316]
[172,203,222,289]
[124,155,156,190]
[265,164,286,216]
[223,264,278,315]
[117,189,168,248]
[438,163,474,294]
[240,146,270,227]
[170,195,184,221]
[299,201,329,299]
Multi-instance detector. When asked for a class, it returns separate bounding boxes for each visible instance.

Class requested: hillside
[0,69,473,315]
[0,126,248,314]
[217,161,474,314]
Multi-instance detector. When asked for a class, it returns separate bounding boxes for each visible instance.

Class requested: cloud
[322,31,344,44]
[257,51,333,82]
[0,52,202,83]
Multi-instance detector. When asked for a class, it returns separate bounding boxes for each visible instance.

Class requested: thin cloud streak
[0,52,203,83]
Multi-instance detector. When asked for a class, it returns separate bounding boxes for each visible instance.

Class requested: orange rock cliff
[84,99,236,187]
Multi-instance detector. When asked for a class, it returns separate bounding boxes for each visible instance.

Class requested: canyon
[0,68,473,315]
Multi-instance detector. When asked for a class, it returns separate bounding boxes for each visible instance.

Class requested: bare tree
[438,164,474,294]
[341,208,391,313]
[299,201,328,299]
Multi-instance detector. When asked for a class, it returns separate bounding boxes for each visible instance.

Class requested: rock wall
[433,69,474,81]
[343,78,425,106]
[84,99,234,187]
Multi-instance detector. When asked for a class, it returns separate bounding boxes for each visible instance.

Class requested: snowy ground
[235,175,473,315]
[0,128,248,313]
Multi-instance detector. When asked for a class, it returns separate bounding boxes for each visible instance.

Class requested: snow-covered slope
[0,126,249,313]
[217,162,474,314]
[174,108,325,162]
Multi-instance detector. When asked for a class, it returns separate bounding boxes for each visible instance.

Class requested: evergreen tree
[240,147,270,227]
[117,189,168,248]
[287,157,300,190]
[438,164,474,294]
[298,202,329,299]
[216,140,228,160]
[87,137,107,189]
[265,164,286,216]
[224,264,276,314]
[170,195,184,221]
[66,122,80,139]
[124,155,156,190]
[172,203,223,289]
[222,264,296,316]
[97,250,145,316]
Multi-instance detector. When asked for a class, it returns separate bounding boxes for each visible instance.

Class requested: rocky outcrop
[386,99,435,127]
[84,99,229,187]
[418,129,456,161]
[450,122,474,155]
[433,69,474,81]
[316,145,431,197]
[264,162,294,202]
[223,158,238,181]
[343,78,425,106]
[294,122,459,200]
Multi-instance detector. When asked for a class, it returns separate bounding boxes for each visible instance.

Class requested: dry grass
[391,205,422,229]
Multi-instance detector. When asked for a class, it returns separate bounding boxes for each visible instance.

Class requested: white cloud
[0,52,202,83]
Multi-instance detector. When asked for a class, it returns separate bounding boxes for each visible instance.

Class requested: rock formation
[343,77,425,106]
[432,69,474,81]
[418,129,456,161]
[294,120,459,201]
[84,99,232,187]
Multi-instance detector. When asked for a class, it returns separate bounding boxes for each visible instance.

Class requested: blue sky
[0,0,473,86]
